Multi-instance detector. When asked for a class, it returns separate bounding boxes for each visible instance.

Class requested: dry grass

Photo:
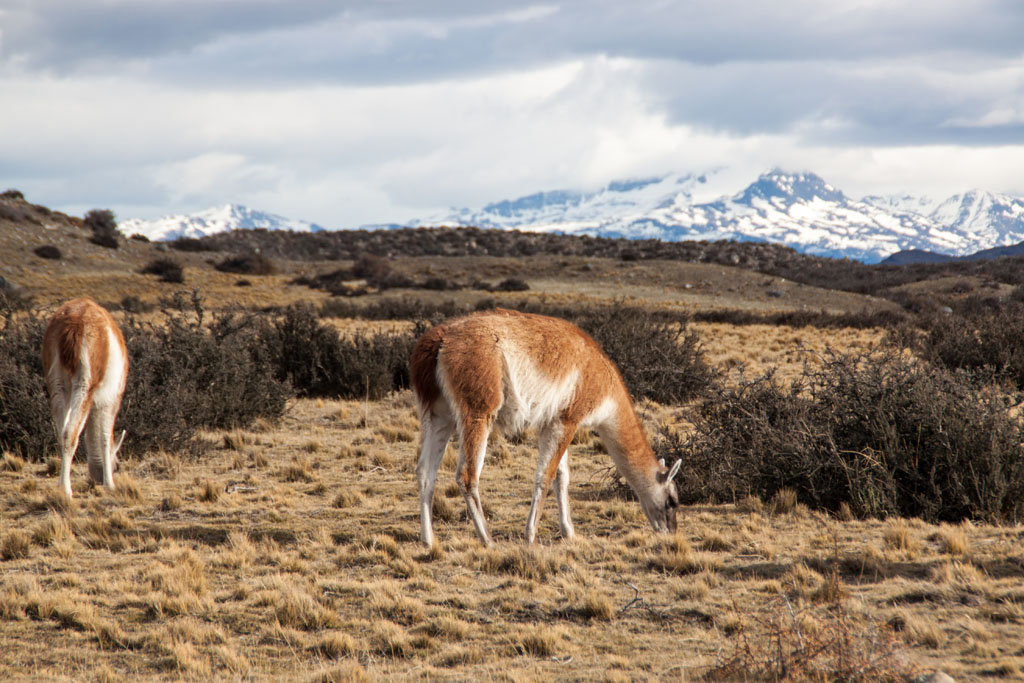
[1,390,1022,679]
[0,246,1017,679]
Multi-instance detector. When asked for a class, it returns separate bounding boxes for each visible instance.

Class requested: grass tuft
[1,530,32,560]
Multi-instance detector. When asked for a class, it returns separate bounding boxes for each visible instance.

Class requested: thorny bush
[265,304,416,400]
[661,351,1024,524]
[916,302,1024,391]
[0,293,290,459]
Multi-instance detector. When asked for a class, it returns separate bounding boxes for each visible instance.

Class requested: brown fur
[412,309,675,544]
[43,298,122,399]
[42,298,129,493]
[418,309,657,474]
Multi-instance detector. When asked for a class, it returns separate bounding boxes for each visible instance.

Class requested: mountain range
[118,204,325,242]
[118,171,1024,263]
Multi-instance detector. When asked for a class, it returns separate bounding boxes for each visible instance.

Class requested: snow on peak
[412,169,1024,262]
[118,171,1024,263]
[118,204,325,242]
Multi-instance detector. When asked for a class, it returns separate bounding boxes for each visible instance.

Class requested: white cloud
[1,1,1023,225]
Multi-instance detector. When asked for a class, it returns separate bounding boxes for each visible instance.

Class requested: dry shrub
[268,303,415,399]
[705,590,914,681]
[918,304,1024,390]
[883,520,920,555]
[662,351,1024,524]
[369,621,412,658]
[215,254,277,276]
[119,292,289,456]
[139,258,184,284]
[32,512,73,547]
[0,311,52,459]
[33,245,61,260]
[319,296,468,323]
[422,615,471,640]
[198,479,220,503]
[333,489,365,508]
[438,646,486,667]
[431,495,457,523]
[85,209,119,249]
[933,524,970,556]
[577,591,615,621]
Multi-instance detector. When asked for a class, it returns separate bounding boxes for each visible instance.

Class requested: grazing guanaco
[410,309,680,546]
[42,298,128,498]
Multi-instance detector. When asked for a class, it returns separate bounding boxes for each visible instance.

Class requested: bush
[0,294,290,460]
[0,204,39,225]
[129,233,150,242]
[492,278,530,292]
[139,258,184,284]
[0,280,32,312]
[119,293,290,456]
[320,297,467,324]
[351,254,391,281]
[1,189,25,201]
[0,312,52,459]
[84,209,119,249]
[918,305,1024,390]
[119,296,153,314]
[574,306,716,404]
[663,352,1024,523]
[169,238,216,252]
[215,254,277,276]
[265,304,416,399]
[33,245,62,260]
[421,276,458,291]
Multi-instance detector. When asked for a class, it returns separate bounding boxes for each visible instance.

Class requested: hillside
[0,191,895,316]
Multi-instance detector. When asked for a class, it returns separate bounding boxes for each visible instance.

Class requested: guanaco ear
[113,430,126,456]
[666,460,681,482]
[659,458,666,468]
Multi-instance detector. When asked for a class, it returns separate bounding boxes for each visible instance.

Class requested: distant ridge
[882,241,1024,265]
[121,170,1024,263]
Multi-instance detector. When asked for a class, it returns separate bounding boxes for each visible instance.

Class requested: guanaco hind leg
[416,409,455,547]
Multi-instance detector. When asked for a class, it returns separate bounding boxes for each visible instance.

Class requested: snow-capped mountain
[118,204,325,242]
[429,173,720,235]
[412,170,1024,263]
[119,172,1024,263]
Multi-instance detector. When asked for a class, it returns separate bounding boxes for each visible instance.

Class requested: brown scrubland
[2,192,1023,680]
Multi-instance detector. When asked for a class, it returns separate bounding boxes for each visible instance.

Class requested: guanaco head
[639,459,681,533]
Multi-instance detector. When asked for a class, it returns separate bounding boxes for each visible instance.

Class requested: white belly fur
[494,341,580,435]
[91,327,126,408]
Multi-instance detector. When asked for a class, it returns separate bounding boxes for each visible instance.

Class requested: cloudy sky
[2,1,1023,227]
